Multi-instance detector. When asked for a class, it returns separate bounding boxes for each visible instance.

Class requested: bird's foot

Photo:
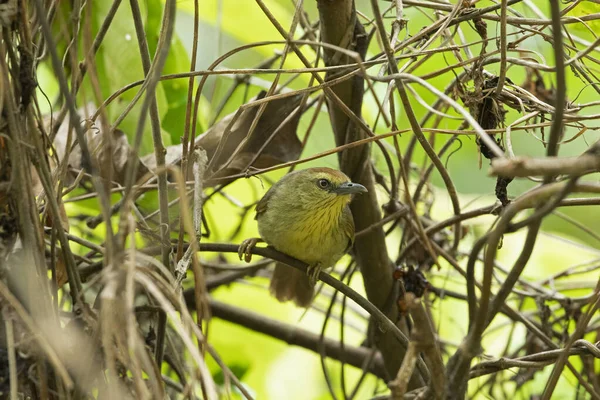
[307,263,322,286]
[238,237,263,263]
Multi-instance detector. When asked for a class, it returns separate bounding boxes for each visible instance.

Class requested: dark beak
[333,182,368,195]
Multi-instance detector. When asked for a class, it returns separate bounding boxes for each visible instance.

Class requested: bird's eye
[317,179,330,189]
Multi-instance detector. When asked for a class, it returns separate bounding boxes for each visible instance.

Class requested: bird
[239,167,367,307]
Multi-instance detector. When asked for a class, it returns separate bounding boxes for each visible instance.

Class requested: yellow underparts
[292,195,348,244]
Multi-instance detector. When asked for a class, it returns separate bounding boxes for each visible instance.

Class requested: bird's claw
[238,238,261,263]
[307,263,322,286]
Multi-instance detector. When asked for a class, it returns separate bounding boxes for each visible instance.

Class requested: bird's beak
[333,182,368,195]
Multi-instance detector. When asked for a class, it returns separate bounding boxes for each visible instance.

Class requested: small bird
[239,167,367,307]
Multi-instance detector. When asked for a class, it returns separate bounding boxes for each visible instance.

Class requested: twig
[388,293,445,399]
[495,0,509,95]
[470,339,600,378]
[175,149,208,285]
[5,318,17,400]
[490,142,600,177]
[546,0,567,158]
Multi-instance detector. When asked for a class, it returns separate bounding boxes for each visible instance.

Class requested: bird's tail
[269,262,314,307]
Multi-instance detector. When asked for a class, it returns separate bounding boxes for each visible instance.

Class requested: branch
[388,293,445,399]
[184,297,388,380]
[490,142,600,177]
[470,339,600,379]
[546,0,567,158]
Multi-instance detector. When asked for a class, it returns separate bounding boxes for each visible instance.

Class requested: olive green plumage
[254,167,366,307]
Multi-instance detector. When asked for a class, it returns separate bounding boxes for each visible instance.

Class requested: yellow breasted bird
[239,167,367,307]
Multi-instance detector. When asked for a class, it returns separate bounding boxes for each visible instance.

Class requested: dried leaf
[51,103,151,185]
[143,91,304,185]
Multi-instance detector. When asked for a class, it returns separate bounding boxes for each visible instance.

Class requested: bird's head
[281,167,368,210]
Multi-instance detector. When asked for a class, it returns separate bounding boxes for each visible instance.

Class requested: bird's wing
[341,206,356,252]
[255,186,275,219]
